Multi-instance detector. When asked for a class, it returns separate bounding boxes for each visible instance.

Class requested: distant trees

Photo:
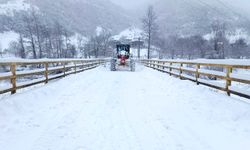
[142,6,158,59]
[2,8,80,59]
[0,43,2,57]
[131,38,144,59]
[211,21,227,59]
[84,28,112,58]
[230,38,248,58]
[155,19,250,59]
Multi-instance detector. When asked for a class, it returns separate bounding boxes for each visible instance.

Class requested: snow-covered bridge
[0,60,250,150]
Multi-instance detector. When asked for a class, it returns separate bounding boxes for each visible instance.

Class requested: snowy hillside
[0,0,31,15]
[154,0,250,36]
[112,27,144,41]
[203,28,250,44]
[29,0,133,34]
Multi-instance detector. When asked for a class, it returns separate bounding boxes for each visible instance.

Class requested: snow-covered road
[0,65,250,150]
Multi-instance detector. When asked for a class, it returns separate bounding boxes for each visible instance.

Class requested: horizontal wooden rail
[0,59,107,95]
[141,59,250,99]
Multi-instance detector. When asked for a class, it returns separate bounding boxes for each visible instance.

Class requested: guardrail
[141,59,250,99]
[0,59,107,95]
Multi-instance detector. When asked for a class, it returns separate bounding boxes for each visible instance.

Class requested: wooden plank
[197,71,227,80]
[196,64,200,85]
[16,70,45,77]
[229,76,250,84]
[0,74,12,80]
[225,67,232,96]
[0,88,12,94]
[45,62,49,84]
[63,63,66,77]
[229,90,250,99]
[169,63,172,76]
[180,63,183,79]
[16,80,46,90]
[10,63,16,94]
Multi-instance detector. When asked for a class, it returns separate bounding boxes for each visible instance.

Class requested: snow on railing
[0,59,107,95]
[141,59,250,99]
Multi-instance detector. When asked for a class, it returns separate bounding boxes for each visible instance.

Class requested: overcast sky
[110,0,250,12]
[110,0,154,9]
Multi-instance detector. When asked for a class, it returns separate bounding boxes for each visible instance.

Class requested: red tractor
[110,44,135,72]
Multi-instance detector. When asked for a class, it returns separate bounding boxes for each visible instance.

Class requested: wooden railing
[141,59,250,99]
[0,59,107,95]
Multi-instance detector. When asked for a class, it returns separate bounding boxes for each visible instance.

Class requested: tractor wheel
[130,59,135,72]
[110,58,116,71]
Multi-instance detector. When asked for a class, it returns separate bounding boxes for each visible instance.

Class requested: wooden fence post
[63,62,66,77]
[45,62,49,84]
[74,62,77,74]
[10,63,16,94]
[81,61,84,70]
[86,61,89,68]
[180,63,183,79]
[196,64,200,85]
[169,63,172,76]
[226,67,233,96]
[157,61,160,70]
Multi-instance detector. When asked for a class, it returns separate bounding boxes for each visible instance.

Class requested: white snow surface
[0,65,250,150]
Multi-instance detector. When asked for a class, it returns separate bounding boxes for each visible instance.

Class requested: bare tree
[22,12,37,59]
[18,34,26,58]
[77,35,86,58]
[230,38,248,59]
[142,5,158,59]
[85,27,112,58]
[0,43,2,58]
[211,20,227,59]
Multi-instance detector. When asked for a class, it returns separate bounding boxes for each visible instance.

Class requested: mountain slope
[153,0,250,36]
[0,0,133,35]
[28,0,133,34]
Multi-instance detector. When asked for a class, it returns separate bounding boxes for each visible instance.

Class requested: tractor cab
[117,44,130,65]
[117,44,130,60]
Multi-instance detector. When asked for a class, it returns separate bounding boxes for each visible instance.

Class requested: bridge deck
[0,65,250,150]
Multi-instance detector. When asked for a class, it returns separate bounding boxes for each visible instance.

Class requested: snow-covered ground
[0,65,250,150]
